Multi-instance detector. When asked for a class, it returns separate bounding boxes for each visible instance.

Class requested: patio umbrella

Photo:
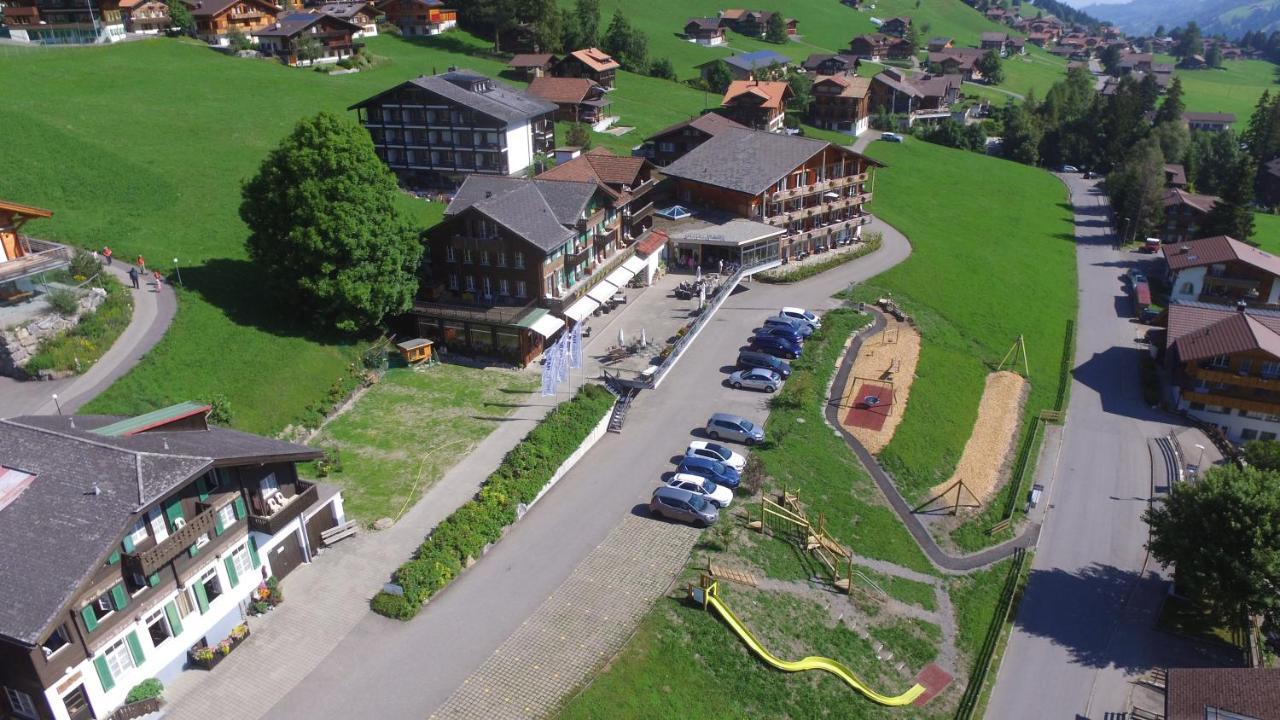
[696,265,702,282]
[618,328,626,347]
[640,327,647,346]
[698,284,706,310]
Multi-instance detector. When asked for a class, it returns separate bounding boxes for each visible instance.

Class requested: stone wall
[0,287,108,380]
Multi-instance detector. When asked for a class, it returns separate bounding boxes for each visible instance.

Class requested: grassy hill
[1161,57,1276,130]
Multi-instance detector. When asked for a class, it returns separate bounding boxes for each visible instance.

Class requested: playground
[926,371,1030,508]
[837,317,921,452]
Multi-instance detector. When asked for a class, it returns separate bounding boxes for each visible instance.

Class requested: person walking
[136,255,146,273]
[152,270,163,292]
[102,246,113,266]
[127,266,140,289]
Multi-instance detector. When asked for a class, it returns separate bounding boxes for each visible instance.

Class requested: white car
[881,132,905,143]
[666,473,733,508]
[779,307,821,330]
[686,441,747,473]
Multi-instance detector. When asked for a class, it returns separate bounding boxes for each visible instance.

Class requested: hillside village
[5,1,1280,720]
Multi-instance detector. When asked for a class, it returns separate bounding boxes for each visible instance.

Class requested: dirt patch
[837,319,921,453]
[927,371,1029,507]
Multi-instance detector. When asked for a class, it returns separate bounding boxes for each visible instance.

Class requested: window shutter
[126,630,146,666]
[93,655,115,692]
[164,601,184,637]
[196,476,210,502]
[188,543,200,558]
[247,536,261,568]
[122,535,135,553]
[110,583,129,611]
[164,498,184,530]
[193,582,210,614]
[148,572,161,587]
[213,512,225,536]
[224,555,239,588]
[107,551,120,565]
[81,605,99,633]
[233,496,247,520]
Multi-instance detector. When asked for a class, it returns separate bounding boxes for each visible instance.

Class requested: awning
[622,255,647,274]
[586,280,619,303]
[564,296,600,323]
[528,313,566,339]
[604,266,636,288]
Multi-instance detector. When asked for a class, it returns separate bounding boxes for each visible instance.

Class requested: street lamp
[1196,443,1207,468]
[51,393,62,416]
[173,258,183,286]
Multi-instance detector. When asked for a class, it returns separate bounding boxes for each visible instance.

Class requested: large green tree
[764,13,787,44]
[1174,21,1202,59]
[977,51,1004,85]
[601,10,647,73]
[1206,42,1223,69]
[1146,465,1280,633]
[704,59,733,94]
[1154,76,1186,126]
[166,0,195,34]
[566,0,599,49]
[1244,439,1280,470]
[240,112,423,334]
[1202,155,1257,240]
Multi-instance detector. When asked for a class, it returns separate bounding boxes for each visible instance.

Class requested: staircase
[607,386,639,433]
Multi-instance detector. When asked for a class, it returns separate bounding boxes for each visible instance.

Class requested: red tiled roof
[722,80,790,110]
[1166,667,1280,719]
[527,76,599,104]
[1163,235,1280,277]
[537,148,647,191]
[634,230,668,258]
[568,48,620,72]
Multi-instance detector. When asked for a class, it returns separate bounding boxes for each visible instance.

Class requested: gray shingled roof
[350,71,557,125]
[253,11,359,38]
[445,176,604,252]
[0,415,319,646]
[660,127,839,196]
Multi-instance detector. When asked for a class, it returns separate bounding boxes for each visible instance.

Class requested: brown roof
[1184,111,1237,124]
[722,80,789,110]
[635,229,669,258]
[0,200,54,219]
[1166,667,1280,719]
[720,8,746,21]
[568,48,620,72]
[537,147,647,190]
[1165,163,1187,186]
[508,53,556,68]
[191,0,279,18]
[646,112,746,142]
[1164,187,1220,214]
[527,76,601,104]
[813,74,872,99]
[1163,235,1280,277]
[1171,308,1280,362]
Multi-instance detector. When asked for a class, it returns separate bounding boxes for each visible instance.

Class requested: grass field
[853,139,1077,507]
[1255,212,1280,253]
[1164,58,1276,130]
[302,363,536,524]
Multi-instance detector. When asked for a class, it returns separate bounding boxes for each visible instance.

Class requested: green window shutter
[93,655,115,692]
[188,543,200,558]
[213,512,225,536]
[223,555,239,588]
[193,581,210,614]
[233,496,247,520]
[247,536,261,568]
[107,551,120,565]
[125,630,145,666]
[148,572,161,587]
[196,477,210,502]
[81,605,99,633]
[121,535,135,553]
[164,497,184,531]
[110,583,129,611]
[164,601,183,637]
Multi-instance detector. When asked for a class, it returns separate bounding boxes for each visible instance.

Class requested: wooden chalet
[190,0,282,44]
[809,74,872,136]
[252,11,362,66]
[507,53,558,79]
[1,200,70,291]
[526,77,611,125]
[118,0,171,34]
[720,80,792,133]
[684,17,725,46]
[639,112,746,167]
[375,0,455,37]
[554,48,620,89]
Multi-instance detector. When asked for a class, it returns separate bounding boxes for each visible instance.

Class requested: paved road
[265,220,912,720]
[987,176,1234,718]
[0,262,175,418]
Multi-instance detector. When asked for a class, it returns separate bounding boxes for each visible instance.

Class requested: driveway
[261,219,912,720]
[986,176,1238,718]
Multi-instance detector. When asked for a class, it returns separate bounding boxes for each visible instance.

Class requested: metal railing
[411,298,538,326]
[0,237,73,284]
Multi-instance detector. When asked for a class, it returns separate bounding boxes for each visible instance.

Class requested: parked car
[728,367,782,392]
[650,485,719,527]
[754,325,806,345]
[1060,164,1079,173]
[737,351,792,378]
[705,413,765,445]
[1127,267,1147,285]
[779,307,821,330]
[686,441,747,473]
[751,334,801,359]
[677,455,741,488]
[763,315,813,338]
[881,132,904,143]
[666,472,733,508]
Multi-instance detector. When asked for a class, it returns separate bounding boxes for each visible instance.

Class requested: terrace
[0,237,72,287]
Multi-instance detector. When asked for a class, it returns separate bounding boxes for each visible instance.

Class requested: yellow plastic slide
[696,582,926,707]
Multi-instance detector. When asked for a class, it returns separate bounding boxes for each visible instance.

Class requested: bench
[321,520,358,547]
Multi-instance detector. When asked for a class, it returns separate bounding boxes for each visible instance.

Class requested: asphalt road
[986,176,1230,718]
[265,222,912,720]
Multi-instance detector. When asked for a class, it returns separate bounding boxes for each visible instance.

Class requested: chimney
[1237,300,1248,313]
[1180,245,1189,254]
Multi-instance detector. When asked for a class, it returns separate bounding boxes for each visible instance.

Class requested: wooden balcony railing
[248,481,318,535]
[1182,390,1280,416]
[768,173,869,203]
[764,195,874,228]
[1189,367,1280,391]
[123,506,216,577]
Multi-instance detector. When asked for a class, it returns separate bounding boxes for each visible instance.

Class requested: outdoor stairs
[607,386,639,433]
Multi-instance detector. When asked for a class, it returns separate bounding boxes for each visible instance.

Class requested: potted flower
[190,644,218,670]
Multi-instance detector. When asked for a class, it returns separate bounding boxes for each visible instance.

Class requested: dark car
[754,326,806,345]
[650,485,719,527]
[762,316,813,338]
[677,455,741,489]
[737,350,792,378]
[751,335,802,359]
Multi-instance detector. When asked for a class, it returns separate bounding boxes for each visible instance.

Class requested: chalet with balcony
[375,0,454,36]
[868,68,961,125]
[1165,163,1188,189]
[526,77,611,125]
[0,0,125,43]
[1161,188,1220,243]
[927,49,987,82]
[191,0,281,44]
[349,70,557,188]
[809,74,872,136]
[684,17,725,46]
[252,11,362,66]
[981,32,1009,54]
[801,53,857,76]
[313,1,378,37]
[1166,302,1280,443]
[1163,236,1280,308]
[718,9,794,38]
[720,80,791,133]
[698,49,790,82]
[660,127,881,264]
[879,16,910,38]
[537,147,657,245]
[118,0,171,34]
[0,403,344,720]
[1,200,70,307]
[554,48,620,90]
[848,33,891,61]
[1183,111,1236,133]
[637,112,745,167]
[507,53,558,79]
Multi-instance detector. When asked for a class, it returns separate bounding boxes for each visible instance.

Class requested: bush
[757,233,883,284]
[69,248,101,280]
[125,679,163,704]
[45,288,80,317]
[199,393,233,425]
[373,384,614,618]
[26,278,133,374]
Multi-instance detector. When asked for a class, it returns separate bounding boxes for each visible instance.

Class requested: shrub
[46,288,80,317]
[125,679,163,704]
[373,384,614,618]
[26,277,133,374]
[757,233,883,284]
[199,393,233,425]
[69,248,101,280]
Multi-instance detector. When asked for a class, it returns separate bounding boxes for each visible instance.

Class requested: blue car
[755,325,806,345]
[751,334,802,359]
[677,455,741,489]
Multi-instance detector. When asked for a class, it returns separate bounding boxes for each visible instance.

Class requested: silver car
[649,485,720,526]
[728,367,782,393]
[706,413,765,444]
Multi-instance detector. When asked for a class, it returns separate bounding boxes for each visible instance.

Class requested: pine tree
[1174,21,1202,59]
[1154,76,1185,125]
[1206,42,1223,68]
[1203,156,1257,240]
[764,13,787,44]
[569,0,599,48]
[704,59,733,94]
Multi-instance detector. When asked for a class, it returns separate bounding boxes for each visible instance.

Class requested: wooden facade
[119,0,170,33]
[376,0,455,36]
[191,0,281,43]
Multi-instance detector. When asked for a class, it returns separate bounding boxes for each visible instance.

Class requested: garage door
[305,504,336,553]
[269,533,305,580]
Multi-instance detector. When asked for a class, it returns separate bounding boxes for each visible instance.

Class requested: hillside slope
[1086,0,1280,37]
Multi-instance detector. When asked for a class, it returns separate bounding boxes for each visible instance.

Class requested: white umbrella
[696,265,702,282]
[699,284,706,310]
[618,328,625,347]
[640,327,647,346]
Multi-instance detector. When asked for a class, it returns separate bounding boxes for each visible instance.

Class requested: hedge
[372,383,615,619]
[756,233,883,284]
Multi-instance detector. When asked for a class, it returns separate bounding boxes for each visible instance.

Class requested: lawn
[852,139,1077,509]
[302,363,536,524]
[1255,212,1280,253]
[1168,59,1277,130]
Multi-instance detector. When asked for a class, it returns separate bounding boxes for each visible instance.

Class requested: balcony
[565,244,592,266]
[1181,390,1280,416]
[764,195,873,228]
[782,215,872,248]
[1189,367,1280,391]
[0,237,73,285]
[123,505,217,577]
[767,173,869,203]
[248,481,318,535]
[413,297,538,325]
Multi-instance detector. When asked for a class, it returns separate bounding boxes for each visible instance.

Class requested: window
[231,543,255,579]
[127,518,148,547]
[514,252,525,269]
[1263,361,1280,379]
[145,608,171,647]
[446,245,456,262]
[103,637,136,681]
[217,503,236,530]
[88,591,115,624]
[516,281,527,298]
[465,275,476,292]
[463,248,474,264]
[480,250,490,266]
[1263,432,1278,441]
[259,473,279,499]
[1180,282,1194,294]
[448,274,459,291]
[658,141,676,152]
[499,278,510,296]
[1238,358,1253,374]
[4,688,36,719]
[199,566,223,604]
[482,276,492,296]
[1208,355,1230,370]
[497,251,507,267]
[176,587,196,618]
[41,625,70,656]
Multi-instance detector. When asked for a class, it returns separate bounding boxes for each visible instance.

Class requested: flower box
[188,624,251,671]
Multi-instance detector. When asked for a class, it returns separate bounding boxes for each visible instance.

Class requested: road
[987,176,1233,718]
[265,222,913,720]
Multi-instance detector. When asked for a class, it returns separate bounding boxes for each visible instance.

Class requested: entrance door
[305,505,335,554]
[269,533,305,579]
[63,685,94,720]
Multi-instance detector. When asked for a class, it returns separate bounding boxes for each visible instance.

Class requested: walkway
[0,261,175,418]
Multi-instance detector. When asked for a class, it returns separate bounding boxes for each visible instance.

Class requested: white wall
[1169,267,1206,304]
[506,121,534,176]
[1178,393,1280,443]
